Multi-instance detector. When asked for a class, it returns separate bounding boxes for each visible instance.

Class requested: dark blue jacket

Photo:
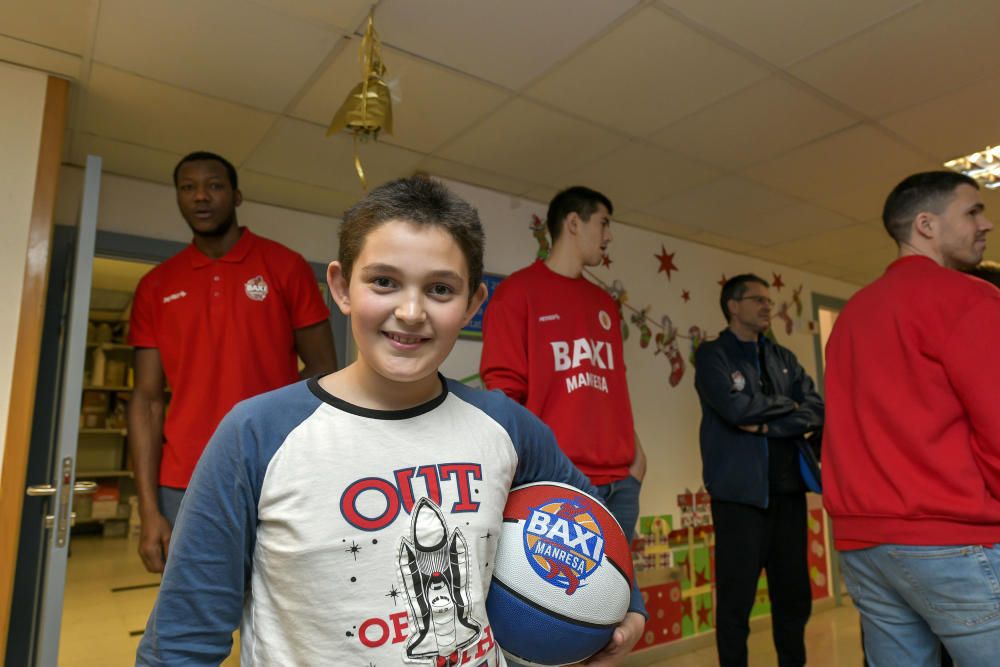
[694,329,824,508]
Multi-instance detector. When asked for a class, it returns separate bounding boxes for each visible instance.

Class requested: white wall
[436,178,859,523]
[54,166,340,263]
[0,63,47,476]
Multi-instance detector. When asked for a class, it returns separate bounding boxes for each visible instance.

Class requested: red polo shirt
[129,228,330,488]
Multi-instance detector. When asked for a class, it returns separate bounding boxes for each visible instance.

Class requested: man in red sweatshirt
[480,186,645,540]
[823,171,1000,665]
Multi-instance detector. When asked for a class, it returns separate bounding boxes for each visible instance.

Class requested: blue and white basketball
[486,482,634,666]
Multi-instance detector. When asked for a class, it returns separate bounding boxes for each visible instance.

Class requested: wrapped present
[634,580,684,649]
[807,508,831,600]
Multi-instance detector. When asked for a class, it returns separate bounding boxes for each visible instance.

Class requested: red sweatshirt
[480,261,635,485]
[823,256,1000,549]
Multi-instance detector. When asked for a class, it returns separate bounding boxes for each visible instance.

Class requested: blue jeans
[157,486,186,527]
[594,475,641,542]
[840,544,1000,666]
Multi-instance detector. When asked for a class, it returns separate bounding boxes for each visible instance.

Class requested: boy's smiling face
[328,220,486,407]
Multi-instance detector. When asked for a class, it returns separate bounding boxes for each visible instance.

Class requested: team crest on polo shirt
[598,310,612,331]
[244,275,269,301]
[730,371,746,392]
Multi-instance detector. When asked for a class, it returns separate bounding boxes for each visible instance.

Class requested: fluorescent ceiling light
[945,146,1000,189]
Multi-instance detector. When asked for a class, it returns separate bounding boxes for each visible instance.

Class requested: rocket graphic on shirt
[398,498,483,666]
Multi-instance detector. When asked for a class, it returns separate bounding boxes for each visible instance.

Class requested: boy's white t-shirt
[136,376,638,666]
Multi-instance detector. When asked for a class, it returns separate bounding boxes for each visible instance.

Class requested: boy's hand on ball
[576,612,645,666]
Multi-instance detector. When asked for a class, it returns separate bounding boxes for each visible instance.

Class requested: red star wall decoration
[697,602,712,628]
[681,290,691,302]
[655,245,678,280]
[718,274,727,287]
[772,272,785,291]
[601,253,613,268]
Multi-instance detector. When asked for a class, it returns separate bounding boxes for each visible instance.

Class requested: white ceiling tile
[743,124,936,221]
[641,177,799,233]
[416,157,540,197]
[558,142,720,211]
[981,189,1000,221]
[838,271,877,286]
[652,76,857,169]
[526,6,767,135]
[750,246,804,266]
[243,117,424,198]
[246,0,373,32]
[82,65,278,163]
[375,0,640,90]
[831,245,897,276]
[796,261,853,280]
[293,45,510,153]
[658,0,919,66]
[68,132,182,185]
[692,232,760,254]
[880,75,1000,161]
[761,223,895,266]
[435,98,627,187]
[614,210,703,240]
[0,0,93,55]
[715,202,856,247]
[792,0,1000,118]
[239,169,360,219]
[0,35,81,79]
[521,186,560,207]
[93,0,342,112]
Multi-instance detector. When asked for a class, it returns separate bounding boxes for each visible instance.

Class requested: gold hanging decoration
[326,11,393,191]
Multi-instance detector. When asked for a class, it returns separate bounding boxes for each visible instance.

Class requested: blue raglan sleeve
[506,400,649,620]
[136,406,262,666]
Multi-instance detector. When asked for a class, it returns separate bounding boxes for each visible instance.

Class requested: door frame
[0,76,68,663]
[811,292,848,398]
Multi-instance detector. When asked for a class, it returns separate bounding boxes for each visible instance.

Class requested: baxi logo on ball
[522,497,606,595]
[487,482,633,667]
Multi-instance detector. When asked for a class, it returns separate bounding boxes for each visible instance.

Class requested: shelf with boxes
[76,314,137,534]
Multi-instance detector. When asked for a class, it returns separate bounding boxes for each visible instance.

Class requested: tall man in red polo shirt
[824,171,1000,664]
[127,151,337,573]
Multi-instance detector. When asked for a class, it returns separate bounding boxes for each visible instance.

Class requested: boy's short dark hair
[339,176,485,297]
[720,273,769,321]
[882,171,978,243]
[546,186,613,242]
[173,151,239,190]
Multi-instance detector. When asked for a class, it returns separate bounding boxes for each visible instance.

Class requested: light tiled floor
[640,603,864,666]
[58,533,239,666]
[57,533,861,666]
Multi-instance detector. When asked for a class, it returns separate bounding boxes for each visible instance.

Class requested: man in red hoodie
[823,171,1000,665]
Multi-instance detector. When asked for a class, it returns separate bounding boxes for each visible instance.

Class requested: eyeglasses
[738,296,775,307]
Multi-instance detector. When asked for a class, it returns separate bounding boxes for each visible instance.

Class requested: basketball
[486,482,634,666]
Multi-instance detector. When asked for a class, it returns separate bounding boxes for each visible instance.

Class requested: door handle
[26,481,98,497]
[44,512,77,529]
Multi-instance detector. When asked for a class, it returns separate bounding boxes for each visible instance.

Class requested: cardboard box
[90,483,120,519]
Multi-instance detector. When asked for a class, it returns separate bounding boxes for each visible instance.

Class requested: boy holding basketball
[137,177,645,666]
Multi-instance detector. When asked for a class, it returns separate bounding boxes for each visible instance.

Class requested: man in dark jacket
[694,273,824,667]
